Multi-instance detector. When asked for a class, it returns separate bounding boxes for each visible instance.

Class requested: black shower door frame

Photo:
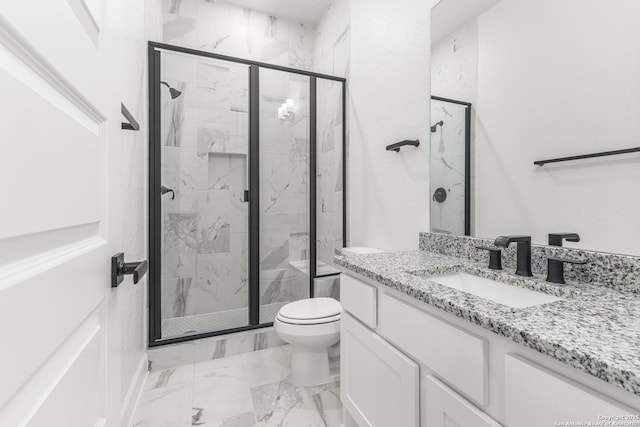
[431,95,471,236]
[148,42,347,346]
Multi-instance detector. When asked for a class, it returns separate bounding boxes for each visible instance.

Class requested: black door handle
[111,253,148,287]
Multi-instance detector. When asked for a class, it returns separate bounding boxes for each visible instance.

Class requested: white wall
[104,0,162,424]
[474,0,640,255]
[348,0,431,251]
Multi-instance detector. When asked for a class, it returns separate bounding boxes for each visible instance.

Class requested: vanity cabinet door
[341,312,419,427]
[425,375,501,427]
[505,354,635,427]
[378,293,488,405]
[341,273,378,328]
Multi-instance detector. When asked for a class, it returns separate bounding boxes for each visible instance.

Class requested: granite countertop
[335,250,640,397]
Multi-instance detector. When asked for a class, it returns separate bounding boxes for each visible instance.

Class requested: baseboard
[121,353,148,427]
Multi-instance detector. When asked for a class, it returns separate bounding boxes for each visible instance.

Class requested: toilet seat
[279,297,341,320]
[276,312,341,325]
[276,298,341,325]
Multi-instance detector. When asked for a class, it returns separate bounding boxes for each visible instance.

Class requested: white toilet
[274,297,341,387]
[340,246,386,256]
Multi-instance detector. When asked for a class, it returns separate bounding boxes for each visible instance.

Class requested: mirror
[430,0,640,255]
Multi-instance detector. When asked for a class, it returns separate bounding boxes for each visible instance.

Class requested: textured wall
[348,0,431,251]
[474,0,640,255]
[106,0,163,423]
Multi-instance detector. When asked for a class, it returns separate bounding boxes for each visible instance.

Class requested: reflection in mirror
[430,0,640,255]
[429,96,470,236]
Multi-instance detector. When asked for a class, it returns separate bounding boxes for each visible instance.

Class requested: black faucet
[548,233,580,246]
[476,246,503,270]
[546,256,587,284]
[494,235,532,277]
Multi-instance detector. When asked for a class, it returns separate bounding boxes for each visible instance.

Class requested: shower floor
[161,302,287,338]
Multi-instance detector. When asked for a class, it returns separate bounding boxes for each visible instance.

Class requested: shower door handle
[244,190,249,202]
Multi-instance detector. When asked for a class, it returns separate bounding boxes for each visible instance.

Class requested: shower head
[430,120,444,133]
[169,87,182,99]
[160,81,182,99]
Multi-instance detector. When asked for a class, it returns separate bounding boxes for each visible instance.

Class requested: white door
[0,1,123,426]
[341,312,419,427]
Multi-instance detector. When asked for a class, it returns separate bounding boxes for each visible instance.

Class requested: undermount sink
[416,272,564,308]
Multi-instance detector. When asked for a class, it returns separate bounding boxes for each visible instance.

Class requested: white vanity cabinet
[340,272,640,427]
[341,312,419,427]
[504,354,635,427]
[425,375,501,427]
[340,272,498,427]
[378,292,488,406]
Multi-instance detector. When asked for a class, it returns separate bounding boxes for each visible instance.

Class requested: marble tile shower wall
[163,0,316,71]
[419,232,640,293]
[161,51,251,323]
[160,1,348,319]
[312,0,350,78]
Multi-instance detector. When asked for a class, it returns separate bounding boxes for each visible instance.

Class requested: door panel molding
[0,15,105,129]
[0,304,106,426]
[0,234,105,292]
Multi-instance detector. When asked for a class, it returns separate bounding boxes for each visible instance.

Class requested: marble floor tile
[192,355,255,426]
[216,411,256,427]
[250,379,340,427]
[241,346,292,388]
[144,364,195,391]
[308,382,342,427]
[135,344,341,427]
[132,382,193,427]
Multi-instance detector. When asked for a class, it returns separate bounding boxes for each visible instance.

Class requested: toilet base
[290,345,331,387]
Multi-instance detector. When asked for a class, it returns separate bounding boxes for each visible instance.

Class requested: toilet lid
[278,298,341,320]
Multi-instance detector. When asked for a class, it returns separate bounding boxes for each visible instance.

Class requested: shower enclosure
[148,43,346,346]
[429,96,471,236]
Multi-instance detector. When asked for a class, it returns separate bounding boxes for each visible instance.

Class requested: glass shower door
[258,68,311,322]
[429,97,470,236]
[159,50,250,338]
[315,78,344,272]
